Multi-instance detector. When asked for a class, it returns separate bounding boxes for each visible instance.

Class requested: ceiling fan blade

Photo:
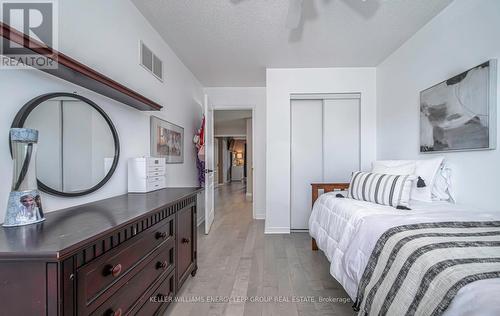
[286,0,303,29]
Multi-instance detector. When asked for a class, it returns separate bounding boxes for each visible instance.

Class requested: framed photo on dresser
[150,116,184,163]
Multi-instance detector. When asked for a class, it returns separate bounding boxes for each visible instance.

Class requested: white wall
[214,119,247,136]
[222,138,231,184]
[231,165,244,181]
[204,87,266,219]
[377,0,500,211]
[266,68,377,233]
[0,0,203,223]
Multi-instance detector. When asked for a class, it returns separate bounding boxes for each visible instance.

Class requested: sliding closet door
[323,98,360,182]
[290,100,323,230]
[290,95,361,231]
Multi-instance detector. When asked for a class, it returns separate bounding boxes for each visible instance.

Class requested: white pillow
[412,157,444,202]
[371,157,444,202]
[372,161,416,175]
[347,171,416,208]
[432,165,454,202]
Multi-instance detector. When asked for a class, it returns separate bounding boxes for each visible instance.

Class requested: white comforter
[309,192,500,316]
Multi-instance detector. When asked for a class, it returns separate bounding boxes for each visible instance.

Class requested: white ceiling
[132,0,453,87]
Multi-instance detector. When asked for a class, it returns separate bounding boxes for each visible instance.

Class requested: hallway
[166,183,353,316]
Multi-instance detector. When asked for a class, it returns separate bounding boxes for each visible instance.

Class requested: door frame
[212,105,256,220]
[204,95,215,234]
[216,137,224,185]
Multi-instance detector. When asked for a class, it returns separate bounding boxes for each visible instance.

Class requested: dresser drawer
[147,176,165,183]
[147,158,164,167]
[89,243,175,316]
[147,178,166,192]
[134,270,175,316]
[147,165,165,173]
[147,169,165,177]
[77,215,174,309]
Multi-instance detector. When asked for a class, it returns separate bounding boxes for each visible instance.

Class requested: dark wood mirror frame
[10,92,120,197]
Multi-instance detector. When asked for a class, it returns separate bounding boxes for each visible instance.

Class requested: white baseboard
[264,227,290,234]
[253,213,265,220]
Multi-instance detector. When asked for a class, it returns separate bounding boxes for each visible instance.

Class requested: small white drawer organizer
[128,157,166,193]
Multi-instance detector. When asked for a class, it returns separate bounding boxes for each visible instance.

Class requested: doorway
[213,109,255,217]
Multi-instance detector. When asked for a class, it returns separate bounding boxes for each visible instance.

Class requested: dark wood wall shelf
[0,22,163,111]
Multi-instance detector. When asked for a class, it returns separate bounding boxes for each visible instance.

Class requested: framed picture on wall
[420,59,497,153]
[150,116,184,163]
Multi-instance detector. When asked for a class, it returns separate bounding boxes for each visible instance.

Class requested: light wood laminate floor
[165,182,354,316]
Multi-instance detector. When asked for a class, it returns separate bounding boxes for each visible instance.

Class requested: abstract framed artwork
[150,116,184,163]
[420,59,497,153]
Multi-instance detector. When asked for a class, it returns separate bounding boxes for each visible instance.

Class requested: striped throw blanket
[353,221,500,316]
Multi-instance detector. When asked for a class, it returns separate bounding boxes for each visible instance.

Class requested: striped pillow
[347,171,416,208]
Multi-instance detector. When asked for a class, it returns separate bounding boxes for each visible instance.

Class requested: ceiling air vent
[140,41,163,81]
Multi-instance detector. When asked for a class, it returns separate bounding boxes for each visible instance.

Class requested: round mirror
[11,93,120,197]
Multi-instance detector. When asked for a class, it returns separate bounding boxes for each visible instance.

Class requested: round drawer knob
[104,264,122,277]
[182,238,190,244]
[156,261,168,270]
[106,308,122,316]
[155,231,167,239]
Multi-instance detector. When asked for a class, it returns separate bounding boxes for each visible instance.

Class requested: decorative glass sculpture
[3,128,45,227]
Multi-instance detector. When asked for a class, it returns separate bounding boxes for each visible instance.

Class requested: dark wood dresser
[0,187,202,316]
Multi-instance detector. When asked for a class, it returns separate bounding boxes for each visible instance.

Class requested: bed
[309,183,500,316]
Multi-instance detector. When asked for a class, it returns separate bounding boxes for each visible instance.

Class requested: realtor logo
[1,0,58,69]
